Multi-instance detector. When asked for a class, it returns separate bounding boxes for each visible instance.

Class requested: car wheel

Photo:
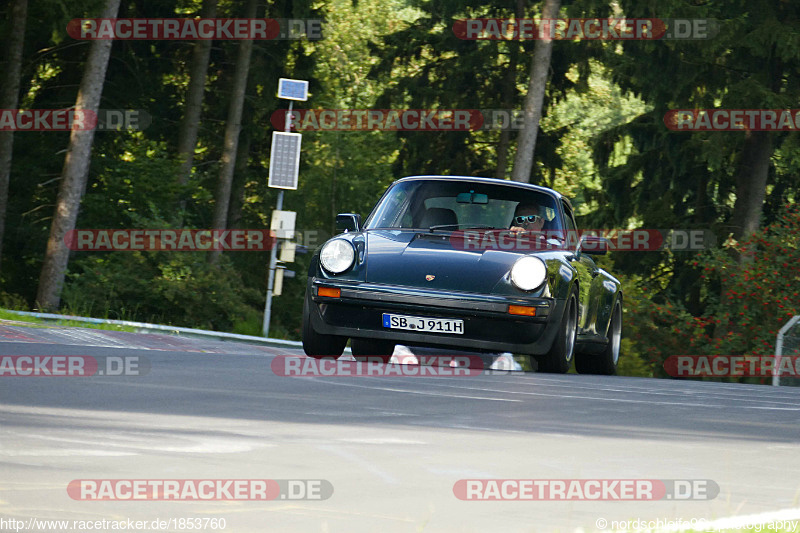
[535,289,578,374]
[351,338,395,364]
[575,298,621,375]
[302,293,347,359]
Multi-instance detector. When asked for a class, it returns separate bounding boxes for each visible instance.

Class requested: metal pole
[262,190,283,337]
[262,101,294,337]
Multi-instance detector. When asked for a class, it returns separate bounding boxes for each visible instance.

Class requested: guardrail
[774,315,800,386]
[2,309,306,349]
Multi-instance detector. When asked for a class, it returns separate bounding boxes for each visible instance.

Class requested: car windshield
[364,179,563,232]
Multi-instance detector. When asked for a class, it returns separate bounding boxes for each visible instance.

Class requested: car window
[562,203,576,232]
[367,185,411,228]
[364,180,562,231]
[424,197,512,228]
[561,200,579,247]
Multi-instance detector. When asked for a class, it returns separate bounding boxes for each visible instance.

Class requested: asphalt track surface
[1,322,800,533]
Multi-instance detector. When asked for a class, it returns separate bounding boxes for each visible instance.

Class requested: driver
[509,203,546,234]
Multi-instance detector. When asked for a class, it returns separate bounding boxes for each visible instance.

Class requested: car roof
[395,175,573,212]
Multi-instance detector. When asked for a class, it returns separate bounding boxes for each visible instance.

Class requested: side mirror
[577,235,608,256]
[336,213,361,233]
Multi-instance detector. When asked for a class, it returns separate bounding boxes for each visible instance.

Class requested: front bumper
[307,279,565,355]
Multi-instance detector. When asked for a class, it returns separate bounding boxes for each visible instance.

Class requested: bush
[62,251,262,331]
[624,203,800,383]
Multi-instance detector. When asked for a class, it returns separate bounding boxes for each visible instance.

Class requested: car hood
[365,230,521,292]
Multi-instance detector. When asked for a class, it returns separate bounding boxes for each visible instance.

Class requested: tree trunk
[731,131,772,242]
[227,130,251,229]
[494,0,524,180]
[730,45,778,249]
[36,0,121,310]
[176,0,217,212]
[208,0,257,265]
[713,130,772,340]
[511,0,560,183]
[0,0,28,276]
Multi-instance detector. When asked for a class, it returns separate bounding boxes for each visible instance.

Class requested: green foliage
[623,204,800,382]
[81,135,184,227]
[700,204,800,358]
[541,60,648,205]
[0,292,29,311]
[63,251,261,331]
[368,1,546,178]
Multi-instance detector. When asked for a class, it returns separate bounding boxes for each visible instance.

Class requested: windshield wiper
[427,223,496,232]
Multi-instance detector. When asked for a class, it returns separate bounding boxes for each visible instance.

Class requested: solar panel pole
[263,79,308,337]
[262,101,292,337]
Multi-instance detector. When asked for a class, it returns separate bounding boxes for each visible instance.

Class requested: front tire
[535,289,578,373]
[576,299,621,375]
[302,294,347,359]
[351,338,395,364]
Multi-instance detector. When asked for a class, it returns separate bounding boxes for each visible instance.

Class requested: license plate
[382,313,464,335]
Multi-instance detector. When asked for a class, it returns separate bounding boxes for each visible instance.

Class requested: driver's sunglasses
[515,215,542,225]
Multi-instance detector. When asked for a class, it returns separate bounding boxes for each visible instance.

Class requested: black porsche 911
[302,175,622,374]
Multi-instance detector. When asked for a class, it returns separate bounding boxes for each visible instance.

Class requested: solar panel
[268,132,301,190]
[277,78,308,101]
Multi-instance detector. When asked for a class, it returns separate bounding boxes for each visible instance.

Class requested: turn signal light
[318,286,341,298]
[508,305,536,316]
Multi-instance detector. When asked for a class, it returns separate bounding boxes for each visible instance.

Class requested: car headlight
[510,256,547,291]
[320,239,356,274]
